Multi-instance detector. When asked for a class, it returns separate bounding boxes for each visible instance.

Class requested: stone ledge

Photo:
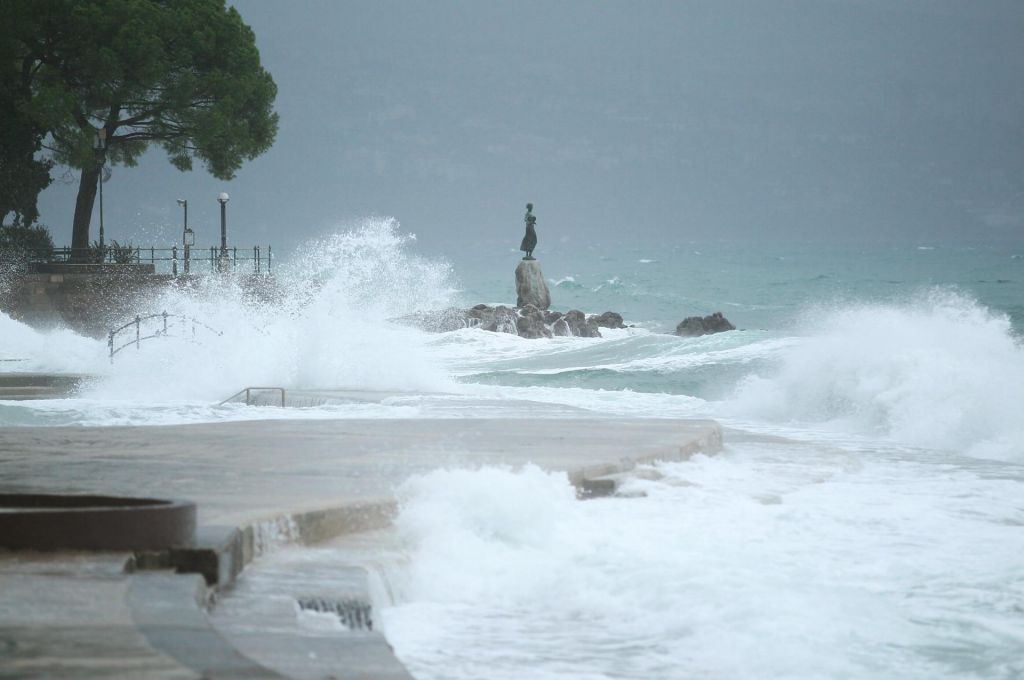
[31,263,158,275]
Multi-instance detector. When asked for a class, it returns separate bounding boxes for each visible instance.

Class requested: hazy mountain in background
[34,0,1024,254]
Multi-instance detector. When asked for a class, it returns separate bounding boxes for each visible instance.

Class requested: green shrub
[0,224,55,259]
[88,240,138,264]
[108,240,138,264]
[87,240,106,263]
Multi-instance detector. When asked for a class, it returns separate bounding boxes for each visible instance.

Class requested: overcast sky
[35,0,1024,253]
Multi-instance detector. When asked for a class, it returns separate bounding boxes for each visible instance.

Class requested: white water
[378,445,1024,680]
[2,219,456,418]
[727,290,1024,460]
[0,312,106,372]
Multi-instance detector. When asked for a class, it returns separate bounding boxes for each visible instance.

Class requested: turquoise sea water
[437,239,1024,403]
[449,239,1024,332]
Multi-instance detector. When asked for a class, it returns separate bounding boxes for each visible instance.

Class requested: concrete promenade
[0,417,722,678]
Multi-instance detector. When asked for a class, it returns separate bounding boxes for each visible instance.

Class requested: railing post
[245,388,251,406]
[108,331,114,364]
[162,311,168,335]
[268,245,272,273]
[150,246,155,264]
[135,315,141,350]
[254,246,259,273]
[232,246,237,270]
[172,245,178,276]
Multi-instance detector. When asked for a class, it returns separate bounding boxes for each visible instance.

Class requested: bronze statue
[520,202,537,260]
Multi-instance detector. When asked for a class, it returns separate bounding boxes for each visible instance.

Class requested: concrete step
[0,373,94,400]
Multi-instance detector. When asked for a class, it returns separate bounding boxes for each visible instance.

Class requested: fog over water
[34,0,1024,253]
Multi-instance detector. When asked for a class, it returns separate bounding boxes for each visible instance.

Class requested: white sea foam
[0,219,461,424]
[593,275,623,292]
[549,275,581,289]
[378,447,1024,679]
[82,218,456,402]
[0,311,106,372]
[727,290,1024,459]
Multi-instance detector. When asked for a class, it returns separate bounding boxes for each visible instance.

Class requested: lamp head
[176,199,186,207]
[217,192,230,204]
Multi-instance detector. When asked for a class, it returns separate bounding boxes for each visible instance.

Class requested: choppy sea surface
[2,219,1023,678]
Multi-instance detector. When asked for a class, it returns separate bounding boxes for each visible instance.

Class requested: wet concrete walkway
[0,417,721,678]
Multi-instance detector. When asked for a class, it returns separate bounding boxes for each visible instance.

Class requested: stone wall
[0,265,274,339]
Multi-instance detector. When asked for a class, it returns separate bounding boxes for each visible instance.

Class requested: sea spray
[86,218,458,401]
[388,465,580,603]
[727,289,1024,458]
[378,449,1024,680]
[0,311,106,372]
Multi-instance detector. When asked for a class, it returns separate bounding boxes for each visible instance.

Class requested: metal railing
[108,311,223,362]
[7,245,272,275]
[219,387,287,407]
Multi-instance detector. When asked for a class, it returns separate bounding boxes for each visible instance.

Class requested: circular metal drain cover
[0,494,196,551]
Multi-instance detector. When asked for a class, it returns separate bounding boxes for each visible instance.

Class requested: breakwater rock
[398,305,616,339]
[515,259,551,309]
[675,312,735,336]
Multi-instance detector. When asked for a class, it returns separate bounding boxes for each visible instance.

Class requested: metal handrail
[3,245,273,275]
[107,311,223,362]
[219,387,286,407]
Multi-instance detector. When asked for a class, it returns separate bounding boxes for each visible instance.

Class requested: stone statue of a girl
[520,203,537,260]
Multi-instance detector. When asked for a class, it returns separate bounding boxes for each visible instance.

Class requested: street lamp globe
[218,192,230,204]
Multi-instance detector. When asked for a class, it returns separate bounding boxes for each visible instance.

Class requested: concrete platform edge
[149,419,723,591]
[149,421,721,678]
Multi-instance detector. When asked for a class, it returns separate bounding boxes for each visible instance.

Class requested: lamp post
[217,192,229,271]
[176,199,194,273]
[94,128,107,255]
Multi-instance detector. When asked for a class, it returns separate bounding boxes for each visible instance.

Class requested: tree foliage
[0,223,55,255]
[4,0,279,251]
[0,20,53,227]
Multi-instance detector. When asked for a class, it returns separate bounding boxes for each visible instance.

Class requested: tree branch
[111,131,184,142]
[117,106,163,128]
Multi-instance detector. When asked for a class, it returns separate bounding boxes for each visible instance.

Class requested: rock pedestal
[515,260,551,310]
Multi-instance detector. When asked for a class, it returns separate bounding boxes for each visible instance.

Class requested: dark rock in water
[466,304,493,324]
[515,259,551,310]
[516,304,552,339]
[394,307,478,333]
[675,317,705,337]
[543,310,563,325]
[589,311,625,329]
[398,301,624,340]
[675,312,735,337]
[563,309,601,338]
[482,305,519,335]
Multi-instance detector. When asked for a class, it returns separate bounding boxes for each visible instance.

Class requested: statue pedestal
[515,259,551,310]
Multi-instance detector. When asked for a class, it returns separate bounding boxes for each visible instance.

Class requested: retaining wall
[0,265,276,338]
